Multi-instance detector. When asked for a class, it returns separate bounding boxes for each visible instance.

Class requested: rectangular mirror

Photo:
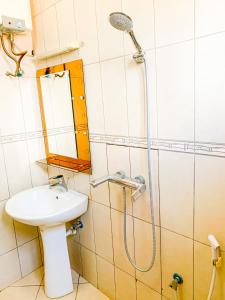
[37,59,91,173]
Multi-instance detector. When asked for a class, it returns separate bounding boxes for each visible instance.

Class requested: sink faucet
[48,175,68,192]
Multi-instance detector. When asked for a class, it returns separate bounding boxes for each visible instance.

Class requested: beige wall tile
[97,256,115,300]
[137,281,161,300]
[79,201,95,251]
[0,249,21,290]
[130,148,159,224]
[134,219,161,293]
[159,151,194,237]
[92,202,113,263]
[90,143,110,206]
[107,145,132,214]
[161,229,193,299]
[0,201,16,255]
[68,239,83,275]
[14,221,38,246]
[81,247,97,287]
[111,209,135,276]
[18,239,42,277]
[194,241,225,300]
[195,156,225,249]
[115,268,136,300]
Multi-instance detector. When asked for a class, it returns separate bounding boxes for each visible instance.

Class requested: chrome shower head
[109,12,133,32]
[109,12,145,63]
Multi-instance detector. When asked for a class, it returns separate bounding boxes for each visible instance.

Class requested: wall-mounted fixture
[169,273,183,300]
[207,235,222,300]
[0,17,27,77]
[0,1,32,77]
[34,42,80,61]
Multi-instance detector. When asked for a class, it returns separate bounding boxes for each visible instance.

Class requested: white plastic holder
[40,223,73,298]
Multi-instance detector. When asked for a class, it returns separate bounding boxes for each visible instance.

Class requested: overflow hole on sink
[56,196,59,199]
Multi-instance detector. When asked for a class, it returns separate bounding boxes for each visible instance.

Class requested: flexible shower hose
[207,266,216,300]
[122,57,156,272]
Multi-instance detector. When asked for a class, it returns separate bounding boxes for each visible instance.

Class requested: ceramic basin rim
[5,185,88,223]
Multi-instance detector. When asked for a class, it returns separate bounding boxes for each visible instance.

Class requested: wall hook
[0,32,27,77]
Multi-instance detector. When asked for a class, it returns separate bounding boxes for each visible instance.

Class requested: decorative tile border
[2,129,225,157]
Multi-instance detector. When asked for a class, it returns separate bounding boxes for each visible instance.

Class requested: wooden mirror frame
[36,59,91,173]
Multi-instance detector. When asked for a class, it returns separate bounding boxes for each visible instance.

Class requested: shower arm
[0,32,27,77]
[90,171,146,201]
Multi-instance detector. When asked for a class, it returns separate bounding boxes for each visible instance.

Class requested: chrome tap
[48,175,68,192]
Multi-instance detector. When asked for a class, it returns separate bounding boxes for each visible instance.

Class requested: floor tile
[76,283,110,300]
[0,286,39,300]
[12,267,44,287]
[36,285,77,300]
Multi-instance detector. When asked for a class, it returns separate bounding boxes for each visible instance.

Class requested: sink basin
[5,185,88,299]
[5,185,88,226]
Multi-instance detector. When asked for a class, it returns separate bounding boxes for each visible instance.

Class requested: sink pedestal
[40,224,73,298]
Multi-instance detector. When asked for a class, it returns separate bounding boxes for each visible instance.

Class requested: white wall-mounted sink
[5,185,88,299]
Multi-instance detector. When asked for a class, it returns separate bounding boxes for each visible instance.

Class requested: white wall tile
[0,249,21,290]
[75,0,99,64]
[42,6,59,52]
[122,0,155,54]
[196,0,225,37]
[125,51,158,139]
[33,14,46,55]
[56,0,77,49]
[0,201,16,255]
[84,63,105,134]
[96,0,123,60]
[156,41,194,140]
[4,141,32,196]
[0,145,9,201]
[0,78,25,136]
[101,57,128,136]
[79,201,95,251]
[159,151,194,238]
[196,33,225,143]
[19,78,42,133]
[27,138,48,187]
[155,0,194,47]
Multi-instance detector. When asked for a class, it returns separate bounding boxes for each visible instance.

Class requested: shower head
[109,12,145,63]
[109,12,133,32]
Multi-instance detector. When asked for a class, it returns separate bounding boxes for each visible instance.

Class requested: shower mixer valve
[90,171,146,201]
